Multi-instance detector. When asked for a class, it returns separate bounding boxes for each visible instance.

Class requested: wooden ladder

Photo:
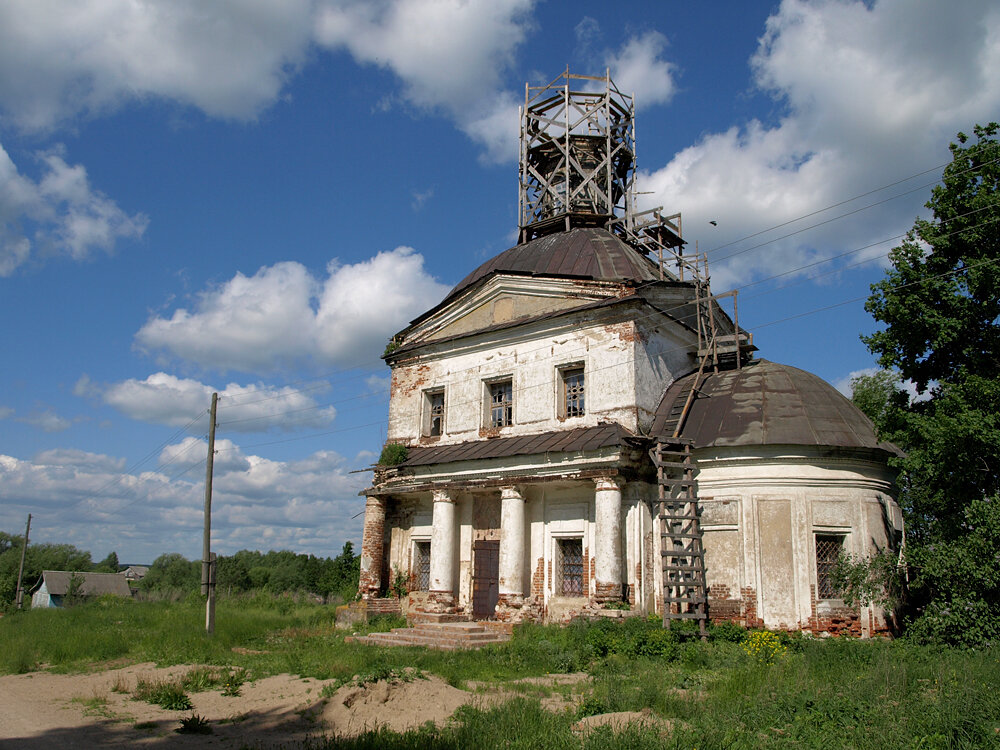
[654,437,708,637]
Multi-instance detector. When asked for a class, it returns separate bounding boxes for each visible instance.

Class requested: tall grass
[2,598,998,749]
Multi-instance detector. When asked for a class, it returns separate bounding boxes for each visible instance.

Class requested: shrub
[709,621,746,643]
[378,443,409,466]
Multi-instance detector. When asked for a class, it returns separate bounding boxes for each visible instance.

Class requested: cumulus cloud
[315,0,534,162]
[136,247,450,372]
[0,442,367,561]
[638,0,1000,290]
[314,0,532,112]
[604,31,677,107]
[0,144,148,276]
[0,0,314,131]
[101,372,338,432]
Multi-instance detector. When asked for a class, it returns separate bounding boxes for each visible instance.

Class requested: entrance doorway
[472,540,500,619]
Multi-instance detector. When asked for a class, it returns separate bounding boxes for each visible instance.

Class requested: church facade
[357,72,901,635]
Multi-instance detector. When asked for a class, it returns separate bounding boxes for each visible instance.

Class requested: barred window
[488,379,513,428]
[557,538,584,596]
[414,541,430,591]
[815,534,845,599]
[560,367,585,418]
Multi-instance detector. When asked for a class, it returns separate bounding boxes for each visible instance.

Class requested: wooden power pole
[202,393,218,634]
[14,513,31,610]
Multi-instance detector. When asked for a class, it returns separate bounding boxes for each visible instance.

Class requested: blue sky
[1,0,998,565]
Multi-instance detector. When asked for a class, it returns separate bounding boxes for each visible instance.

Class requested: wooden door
[472,540,500,619]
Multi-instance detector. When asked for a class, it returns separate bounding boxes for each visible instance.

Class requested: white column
[430,489,456,596]
[499,486,526,598]
[594,476,623,601]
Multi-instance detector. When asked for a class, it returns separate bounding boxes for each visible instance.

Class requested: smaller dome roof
[443,228,661,305]
[653,359,902,455]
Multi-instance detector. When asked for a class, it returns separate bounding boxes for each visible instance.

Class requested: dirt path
[0,663,556,748]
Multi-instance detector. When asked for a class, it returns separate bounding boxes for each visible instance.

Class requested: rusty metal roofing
[652,359,902,455]
[400,423,631,467]
[443,228,661,306]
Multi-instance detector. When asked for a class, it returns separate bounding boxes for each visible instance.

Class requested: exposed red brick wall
[585,549,593,593]
[807,583,863,636]
[365,598,402,616]
[531,557,545,599]
[358,496,386,599]
[741,586,760,629]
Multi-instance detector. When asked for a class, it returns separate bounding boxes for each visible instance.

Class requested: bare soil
[0,664,594,748]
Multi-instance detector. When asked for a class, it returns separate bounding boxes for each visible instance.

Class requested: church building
[358,71,902,636]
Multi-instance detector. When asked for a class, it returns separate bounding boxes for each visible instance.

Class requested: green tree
[859,123,1000,646]
[864,123,1000,393]
[94,551,120,573]
[139,553,200,593]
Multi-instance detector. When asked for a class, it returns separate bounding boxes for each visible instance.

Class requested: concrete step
[350,622,511,650]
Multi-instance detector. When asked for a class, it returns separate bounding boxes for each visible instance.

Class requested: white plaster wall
[388,314,669,445]
[633,319,698,432]
[692,446,900,630]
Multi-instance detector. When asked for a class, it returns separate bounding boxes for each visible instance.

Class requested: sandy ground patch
[0,664,488,748]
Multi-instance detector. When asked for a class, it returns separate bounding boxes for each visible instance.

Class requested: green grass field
[2,595,998,749]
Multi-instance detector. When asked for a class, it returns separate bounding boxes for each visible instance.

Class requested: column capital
[500,485,525,501]
[432,489,454,503]
[593,476,623,492]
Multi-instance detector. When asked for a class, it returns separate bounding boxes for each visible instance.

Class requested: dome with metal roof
[653,359,902,455]
[443,227,662,305]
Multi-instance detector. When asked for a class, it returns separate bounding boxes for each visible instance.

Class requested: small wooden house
[30,570,133,608]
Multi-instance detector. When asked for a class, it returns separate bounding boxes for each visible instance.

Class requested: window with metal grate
[815,534,845,599]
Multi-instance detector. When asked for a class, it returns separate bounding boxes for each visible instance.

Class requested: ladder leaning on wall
[618,208,751,637]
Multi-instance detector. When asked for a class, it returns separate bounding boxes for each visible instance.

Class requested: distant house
[120,565,149,582]
[31,570,133,608]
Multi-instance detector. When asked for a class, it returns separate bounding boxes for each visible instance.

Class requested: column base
[412,590,457,615]
[494,594,543,624]
[593,582,623,603]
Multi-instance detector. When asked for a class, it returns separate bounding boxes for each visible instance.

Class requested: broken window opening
[489,380,513,428]
[425,389,445,437]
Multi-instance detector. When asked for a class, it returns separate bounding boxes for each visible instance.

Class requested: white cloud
[18,409,72,433]
[314,0,534,162]
[0,441,367,561]
[0,144,148,276]
[137,247,450,372]
[0,0,315,131]
[605,31,677,107]
[639,0,1000,290]
[314,0,533,112]
[102,372,337,432]
[0,406,12,420]
[160,436,251,474]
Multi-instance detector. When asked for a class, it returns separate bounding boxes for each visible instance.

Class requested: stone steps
[348,621,511,650]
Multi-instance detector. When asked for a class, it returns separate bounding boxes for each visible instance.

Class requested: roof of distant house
[34,570,133,597]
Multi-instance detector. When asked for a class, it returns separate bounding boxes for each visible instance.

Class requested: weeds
[133,677,193,710]
[221,667,248,696]
[176,714,212,734]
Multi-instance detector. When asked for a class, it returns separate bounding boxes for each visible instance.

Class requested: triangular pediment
[405,275,622,346]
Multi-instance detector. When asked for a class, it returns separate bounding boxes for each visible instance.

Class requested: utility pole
[14,513,31,610]
[202,392,218,634]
